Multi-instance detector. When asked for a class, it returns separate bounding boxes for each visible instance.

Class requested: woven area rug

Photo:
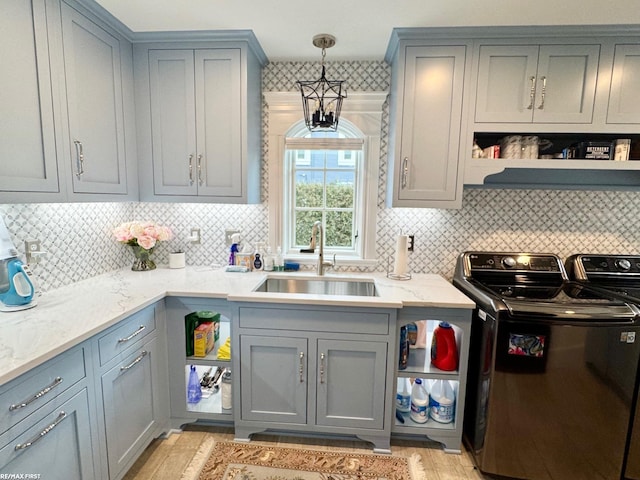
[181,439,425,480]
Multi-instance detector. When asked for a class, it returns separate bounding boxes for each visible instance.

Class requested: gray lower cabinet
[164,297,233,426]
[94,303,169,480]
[233,303,395,453]
[392,307,472,453]
[0,345,98,478]
[0,388,95,479]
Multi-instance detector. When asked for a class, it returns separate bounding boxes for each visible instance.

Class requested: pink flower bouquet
[113,221,173,250]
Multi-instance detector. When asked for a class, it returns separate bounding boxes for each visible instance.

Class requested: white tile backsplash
[2,60,639,291]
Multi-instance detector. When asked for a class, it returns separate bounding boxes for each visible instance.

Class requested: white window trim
[264,91,387,267]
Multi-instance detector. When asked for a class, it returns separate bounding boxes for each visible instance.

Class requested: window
[264,92,386,266]
[284,128,364,256]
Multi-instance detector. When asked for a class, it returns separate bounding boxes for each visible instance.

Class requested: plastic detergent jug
[431,322,458,371]
[396,377,411,413]
[410,378,428,423]
[429,380,455,423]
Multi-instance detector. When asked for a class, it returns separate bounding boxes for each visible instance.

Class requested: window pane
[326,171,354,208]
[326,211,353,247]
[295,211,322,247]
[326,150,357,168]
[295,171,324,208]
[308,150,325,168]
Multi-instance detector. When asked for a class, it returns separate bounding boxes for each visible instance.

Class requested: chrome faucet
[311,220,333,275]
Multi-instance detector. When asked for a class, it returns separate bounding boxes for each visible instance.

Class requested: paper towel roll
[393,235,408,275]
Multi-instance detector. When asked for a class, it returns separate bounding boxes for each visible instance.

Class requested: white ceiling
[95,0,640,61]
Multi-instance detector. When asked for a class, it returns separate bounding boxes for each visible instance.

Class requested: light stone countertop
[0,266,474,386]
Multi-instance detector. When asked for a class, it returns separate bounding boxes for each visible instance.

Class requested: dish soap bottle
[187,365,202,404]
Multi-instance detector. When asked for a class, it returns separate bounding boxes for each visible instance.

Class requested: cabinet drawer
[0,388,94,478]
[98,306,156,366]
[238,306,389,334]
[0,347,86,435]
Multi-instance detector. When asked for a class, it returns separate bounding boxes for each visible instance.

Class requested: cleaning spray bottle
[228,233,241,266]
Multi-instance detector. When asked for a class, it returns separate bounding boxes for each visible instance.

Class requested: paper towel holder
[386,256,411,281]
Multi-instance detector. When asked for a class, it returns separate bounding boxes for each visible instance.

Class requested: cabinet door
[533,45,599,123]
[239,335,307,424]
[475,45,540,123]
[148,49,198,196]
[316,339,387,429]
[195,49,242,198]
[0,0,60,193]
[101,338,160,478]
[395,45,466,204]
[0,389,95,479]
[61,3,127,194]
[607,44,640,124]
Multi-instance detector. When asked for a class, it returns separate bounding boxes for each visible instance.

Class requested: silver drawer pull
[319,352,325,384]
[14,411,67,451]
[188,154,194,186]
[526,76,536,110]
[401,157,409,189]
[197,154,203,186]
[537,76,547,110]
[117,325,146,343]
[74,140,84,179]
[9,377,63,412]
[299,352,304,383]
[120,351,148,372]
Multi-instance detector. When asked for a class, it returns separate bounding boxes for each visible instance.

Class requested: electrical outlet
[408,235,415,252]
[190,228,201,244]
[225,229,240,247]
[24,240,41,264]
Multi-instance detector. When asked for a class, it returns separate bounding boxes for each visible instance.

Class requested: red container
[431,322,458,371]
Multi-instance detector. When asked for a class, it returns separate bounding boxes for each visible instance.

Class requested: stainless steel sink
[253,277,378,297]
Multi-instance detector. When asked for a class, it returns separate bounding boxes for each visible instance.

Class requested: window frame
[284,130,365,257]
[264,92,387,267]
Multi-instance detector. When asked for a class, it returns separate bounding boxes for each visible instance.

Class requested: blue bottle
[187,365,202,403]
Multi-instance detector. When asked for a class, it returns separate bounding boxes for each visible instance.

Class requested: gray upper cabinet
[607,44,640,124]
[475,44,600,124]
[60,2,129,195]
[0,0,63,199]
[0,0,137,203]
[386,38,470,209]
[135,38,265,203]
[147,49,241,197]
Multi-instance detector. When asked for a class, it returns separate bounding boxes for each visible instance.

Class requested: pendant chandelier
[297,34,347,132]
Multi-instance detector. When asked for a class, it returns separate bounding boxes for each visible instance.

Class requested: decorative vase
[130,245,156,271]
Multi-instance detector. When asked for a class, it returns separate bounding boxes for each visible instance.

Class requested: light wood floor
[123,425,488,480]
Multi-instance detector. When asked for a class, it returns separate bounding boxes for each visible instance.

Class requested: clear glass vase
[130,245,156,271]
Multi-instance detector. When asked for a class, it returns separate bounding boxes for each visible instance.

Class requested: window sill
[284,253,379,269]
